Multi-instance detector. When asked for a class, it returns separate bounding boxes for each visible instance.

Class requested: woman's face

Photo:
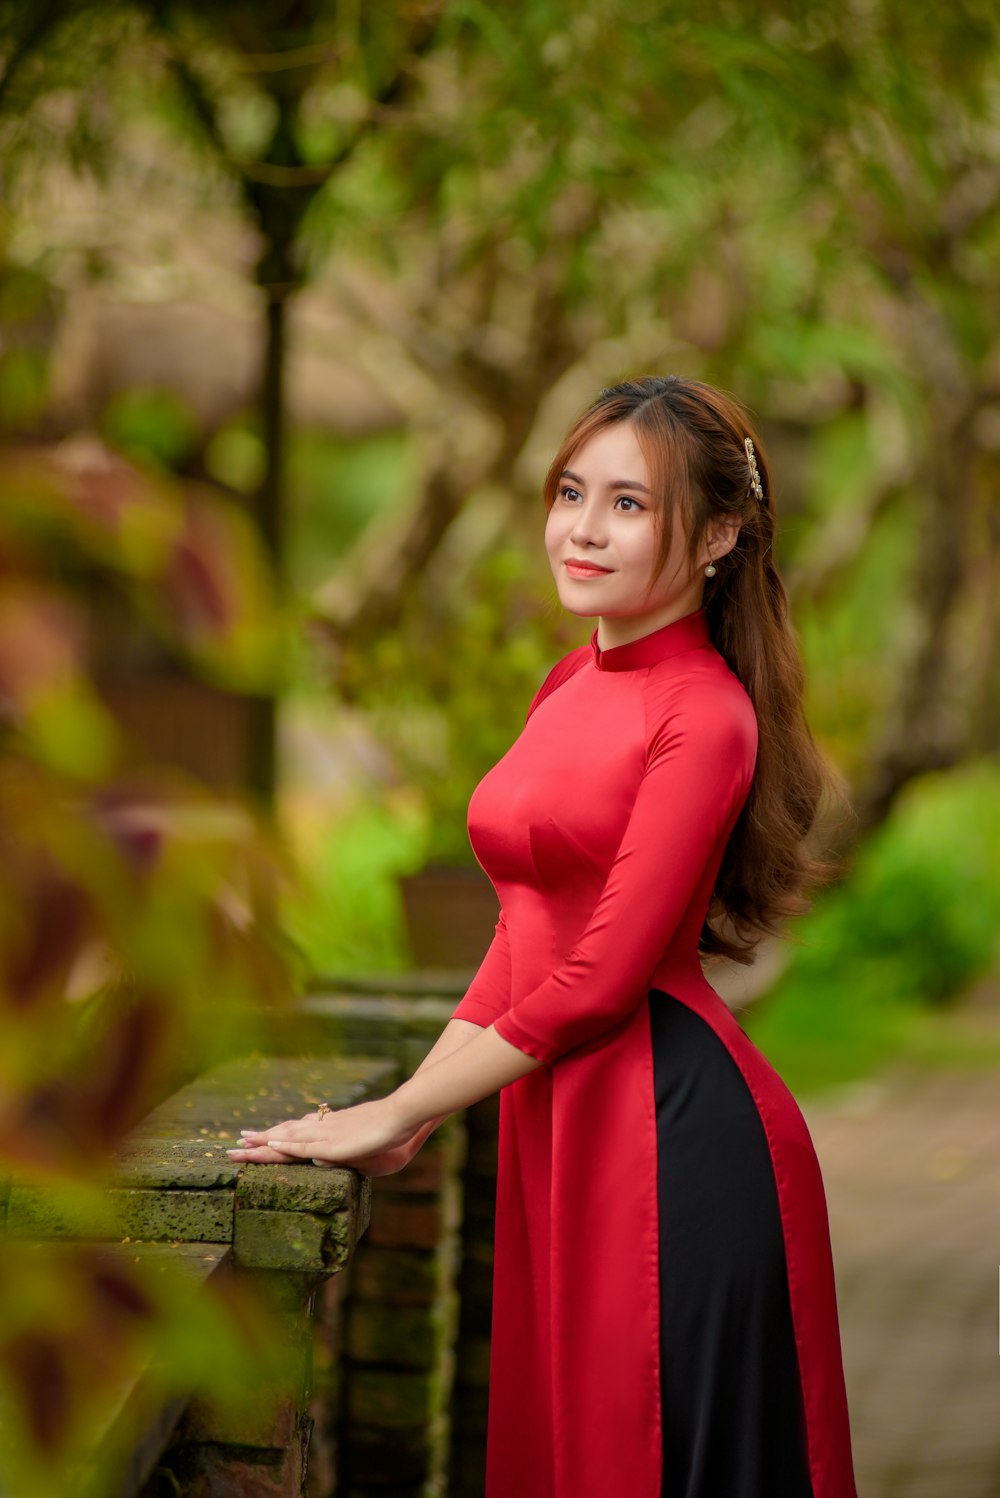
[544,420,705,648]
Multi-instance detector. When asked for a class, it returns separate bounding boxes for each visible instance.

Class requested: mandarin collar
[589,609,710,672]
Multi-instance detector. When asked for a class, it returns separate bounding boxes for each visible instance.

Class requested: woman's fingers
[226,1143,299,1163]
[238,1111,329,1144]
[260,1136,322,1159]
[228,1136,412,1175]
[229,1099,404,1167]
[247,1111,326,1137]
[227,1130,343,1163]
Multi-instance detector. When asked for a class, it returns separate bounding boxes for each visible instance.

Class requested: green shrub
[100,386,199,469]
[747,764,1000,1093]
[282,798,428,977]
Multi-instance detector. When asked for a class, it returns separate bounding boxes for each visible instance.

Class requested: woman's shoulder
[525,644,591,719]
[644,646,758,757]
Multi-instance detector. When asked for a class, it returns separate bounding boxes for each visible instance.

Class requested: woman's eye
[559,485,582,502]
[615,495,644,512]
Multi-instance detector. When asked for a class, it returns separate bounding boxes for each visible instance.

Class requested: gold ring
[316,1102,331,1120]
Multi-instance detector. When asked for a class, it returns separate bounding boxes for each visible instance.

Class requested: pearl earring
[704,562,717,577]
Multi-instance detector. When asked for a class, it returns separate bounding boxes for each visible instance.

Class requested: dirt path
[804,1043,1000,1498]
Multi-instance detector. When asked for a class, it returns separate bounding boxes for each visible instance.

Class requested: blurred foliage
[0,0,996,895]
[286,427,417,592]
[354,542,577,865]
[747,764,1000,1094]
[202,419,416,575]
[0,444,301,1491]
[283,796,426,975]
[100,386,200,471]
[0,4,997,1477]
[0,1240,292,1498]
[1,444,284,692]
[281,544,568,980]
[795,494,919,775]
[0,258,55,433]
[3,0,999,850]
[0,347,48,429]
[297,0,1000,859]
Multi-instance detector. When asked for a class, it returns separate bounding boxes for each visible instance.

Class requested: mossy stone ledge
[5,1054,395,1266]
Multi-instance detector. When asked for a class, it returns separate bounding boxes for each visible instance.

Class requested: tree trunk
[247,287,288,809]
[850,415,973,835]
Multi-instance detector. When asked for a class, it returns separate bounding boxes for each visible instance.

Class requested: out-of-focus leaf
[204,423,267,494]
[0,1239,290,1494]
[100,386,200,470]
[0,349,48,428]
[0,584,83,708]
[0,852,98,1018]
[148,492,283,689]
[0,446,284,689]
[22,686,120,779]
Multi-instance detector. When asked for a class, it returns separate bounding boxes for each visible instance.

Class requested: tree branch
[0,0,75,112]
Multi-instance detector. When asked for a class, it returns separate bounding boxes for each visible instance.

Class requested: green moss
[346,1304,441,1369]
[347,1369,438,1429]
[233,1207,354,1273]
[350,1247,447,1308]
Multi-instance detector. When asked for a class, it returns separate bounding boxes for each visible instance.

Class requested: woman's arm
[393,1024,538,1124]
[414,1016,485,1072]
[338,1018,488,1173]
[228,1021,539,1166]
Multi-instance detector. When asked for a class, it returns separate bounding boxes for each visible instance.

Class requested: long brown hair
[543,375,836,964]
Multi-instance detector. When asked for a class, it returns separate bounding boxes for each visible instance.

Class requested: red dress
[451,608,857,1498]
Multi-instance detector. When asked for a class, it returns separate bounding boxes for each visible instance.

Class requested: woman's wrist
[389,1024,538,1135]
[388,1079,431,1140]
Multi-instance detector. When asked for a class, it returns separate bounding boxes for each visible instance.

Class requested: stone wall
[446,1095,497,1498]
[335,1117,463,1497]
[3,998,497,1497]
[289,993,498,1498]
[4,1054,392,1498]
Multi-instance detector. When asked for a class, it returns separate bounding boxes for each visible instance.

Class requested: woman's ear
[702,516,741,569]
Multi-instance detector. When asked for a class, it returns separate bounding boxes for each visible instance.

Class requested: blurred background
[0,3,999,1495]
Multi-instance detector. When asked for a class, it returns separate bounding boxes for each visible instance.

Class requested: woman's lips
[564,559,613,578]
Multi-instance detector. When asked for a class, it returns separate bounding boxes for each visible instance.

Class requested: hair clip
[744,437,764,502]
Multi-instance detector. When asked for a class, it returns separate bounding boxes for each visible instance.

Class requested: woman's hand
[224,1017,533,1173]
[226,1097,411,1168]
[334,1141,421,1178]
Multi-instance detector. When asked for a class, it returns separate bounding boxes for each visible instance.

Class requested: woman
[230,376,858,1498]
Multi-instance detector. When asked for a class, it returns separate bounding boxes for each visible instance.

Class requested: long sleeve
[492,683,756,1065]
[450,911,512,1027]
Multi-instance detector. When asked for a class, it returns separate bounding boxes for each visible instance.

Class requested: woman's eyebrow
[561,468,653,494]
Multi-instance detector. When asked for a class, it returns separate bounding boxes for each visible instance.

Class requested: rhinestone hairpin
[744,437,764,502]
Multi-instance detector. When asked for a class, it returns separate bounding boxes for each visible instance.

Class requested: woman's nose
[569,503,607,548]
